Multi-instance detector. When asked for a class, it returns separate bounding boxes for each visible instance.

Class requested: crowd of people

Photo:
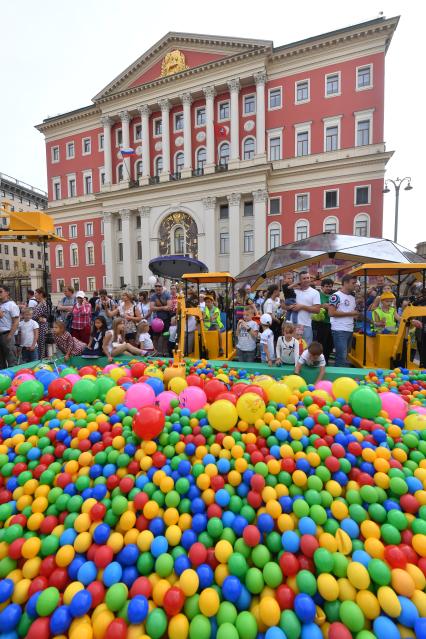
[0,272,425,372]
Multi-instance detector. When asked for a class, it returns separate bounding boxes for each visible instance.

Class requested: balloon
[0,374,11,392]
[315,380,333,395]
[131,362,147,378]
[216,392,237,405]
[48,378,72,400]
[332,377,358,402]
[148,275,157,286]
[151,318,165,333]
[132,406,165,440]
[37,372,58,390]
[253,375,275,391]
[284,375,306,391]
[71,379,98,404]
[186,374,204,388]
[349,386,382,419]
[379,391,408,420]
[267,382,292,404]
[179,386,207,413]
[241,385,268,403]
[79,366,97,377]
[16,380,44,402]
[412,406,426,415]
[144,366,164,380]
[204,379,227,403]
[208,400,238,432]
[144,376,164,396]
[404,413,426,431]
[169,377,188,394]
[125,383,156,410]
[236,392,266,423]
[14,373,35,384]
[94,376,116,401]
[105,386,126,407]
[156,390,178,413]
[311,389,332,403]
[109,367,128,382]
[103,364,118,374]
[64,374,81,386]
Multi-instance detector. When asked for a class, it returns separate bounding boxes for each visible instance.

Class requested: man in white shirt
[328,275,358,367]
[0,285,20,368]
[288,272,321,346]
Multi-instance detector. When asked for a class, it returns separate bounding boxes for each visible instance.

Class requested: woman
[136,291,152,324]
[32,288,49,359]
[112,292,141,344]
[169,284,179,315]
[263,285,281,342]
[70,291,92,344]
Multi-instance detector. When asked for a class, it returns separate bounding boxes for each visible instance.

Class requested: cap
[260,313,272,326]
[76,291,85,299]
[381,292,396,300]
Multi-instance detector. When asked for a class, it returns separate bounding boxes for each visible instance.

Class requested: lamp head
[405,184,413,191]
[382,187,390,194]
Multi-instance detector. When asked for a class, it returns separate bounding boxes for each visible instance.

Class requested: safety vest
[204,306,223,330]
[373,306,397,331]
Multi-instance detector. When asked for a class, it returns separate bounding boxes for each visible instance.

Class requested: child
[259,313,275,366]
[18,308,39,363]
[81,316,107,358]
[236,306,259,362]
[372,292,400,333]
[103,318,144,363]
[203,295,224,356]
[276,323,299,366]
[167,316,178,356]
[295,341,326,383]
[137,319,156,356]
[53,320,86,361]
[294,324,307,354]
[282,279,299,324]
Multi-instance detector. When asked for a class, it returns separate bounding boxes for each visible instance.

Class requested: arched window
[196,147,206,171]
[323,216,339,234]
[243,137,255,161]
[295,219,309,241]
[85,241,95,266]
[174,226,185,254]
[70,243,79,267]
[135,160,143,179]
[269,223,282,250]
[218,142,230,166]
[55,246,64,268]
[354,213,370,237]
[117,164,124,182]
[155,156,163,176]
[175,152,184,174]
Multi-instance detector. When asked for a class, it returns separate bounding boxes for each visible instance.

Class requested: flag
[119,147,136,157]
[215,124,229,138]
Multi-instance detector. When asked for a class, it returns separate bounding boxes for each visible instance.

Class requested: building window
[196,107,206,126]
[21,248,26,257]
[119,276,125,288]
[296,130,309,156]
[295,219,309,241]
[101,241,105,265]
[13,247,18,257]
[174,112,184,131]
[4,246,8,255]
[84,174,93,194]
[87,277,96,292]
[218,101,230,120]
[268,88,282,110]
[138,275,143,288]
[244,201,253,217]
[37,251,41,260]
[100,169,106,186]
[355,185,370,205]
[153,118,162,136]
[357,65,372,90]
[325,190,339,209]
[136,215,141,229]
[155,156,163,176]
[325,125,339,152]
[52,146,60,163]
[117,164,124,182]
[269,198,281,215]
[243,94,256,115]
[55,226,63,237]
[72,278,80,291]
[134,124,142,140]
[68,177,76,198]
[243,230,254,253]
[269,224,281,249]
[66,142,75,159]
[269,136,281,161]
[135,160,143,179]
[82,138,91,154]
[5,260,9,270]
[98,133,104,150]
[116,128,123,146]
[137,240,142,260]
[354,213,370,236]
[29,250,34,258]
[218,142,229,166]
[70,244,78,267]
[0,259,3,270]
[53,180,61,201]
[325,73,340,96]
[85,222,93,236]
[86,242,95,265]
[324,216,339,233]
[117,217,122,232]
[357,120,371,146]
[57,279,65,293]
[196,147,206,170]
[243,137,255,160]
[296,193,309,212]
[70,224,77,238]
[118,243,123,262]
[295,80,309,103]
[175,152,184,174]
[219,204,229,220]
[220,232,229,254]
[174,227,185,254]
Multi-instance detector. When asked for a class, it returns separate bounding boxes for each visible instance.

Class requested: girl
[53,320,86,361]
[103,318,144,362]
[137,291,152,324]
[276,323,300,366]
[259,313,275,367]
[168,316,178,356]
[82,316,107,358]
[137,319,155,356]
[111,292,141,344]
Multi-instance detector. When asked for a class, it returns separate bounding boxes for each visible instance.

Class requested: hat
[260,313,272,326]
[381,292,396,300]
[76,291,85,299]
[139,319,148,324]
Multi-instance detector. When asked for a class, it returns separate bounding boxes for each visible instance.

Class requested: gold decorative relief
[160,50,189,77]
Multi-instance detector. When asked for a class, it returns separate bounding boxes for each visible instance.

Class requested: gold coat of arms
[160,50,189,77]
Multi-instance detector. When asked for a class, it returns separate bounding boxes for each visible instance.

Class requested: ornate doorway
[158,211,198,257]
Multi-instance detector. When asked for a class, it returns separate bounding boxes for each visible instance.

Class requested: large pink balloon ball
[156,390,178,414]
[151,318,165,334]
[315,380,333,396]
[64,374,81,386]
[179,386,207,413]
[379,391,407,421]
[125,383,156,410]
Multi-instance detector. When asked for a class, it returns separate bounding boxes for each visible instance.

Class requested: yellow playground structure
[176,272,236,360]
[349,263,426,369]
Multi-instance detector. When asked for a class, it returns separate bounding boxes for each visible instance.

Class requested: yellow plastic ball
[332,377,358,401]
[199,588,220,616]
[283,375,306,391]
[105,386,126,407]
[169,377,188,394]
[259,596,281,626]
[208,400,238,432]
[168,613,189,639]
[267,382,292,404]
[236,393,266,424]
[179,569,199,596]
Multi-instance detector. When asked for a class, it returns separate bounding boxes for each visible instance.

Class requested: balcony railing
[192,167,204,177]
[215,162,228,172]
[169,172,182,181]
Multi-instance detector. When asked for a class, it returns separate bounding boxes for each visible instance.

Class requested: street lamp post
[383,177,413,243]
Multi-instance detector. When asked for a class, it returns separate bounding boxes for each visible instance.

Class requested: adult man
[328,274,358,367]
[95,289,116,329]
[312,278,334,363]
[0,285,20,368]
[150,281,171,355]
[288,272,321,346]
[89,290,99,314]
[57,286,75,322]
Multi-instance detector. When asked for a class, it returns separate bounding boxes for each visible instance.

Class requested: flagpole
[119,148,138,186]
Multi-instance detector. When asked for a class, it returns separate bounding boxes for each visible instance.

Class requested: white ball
[148,275,157,286]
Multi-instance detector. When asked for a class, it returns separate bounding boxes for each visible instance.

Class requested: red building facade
[36,17,398,299]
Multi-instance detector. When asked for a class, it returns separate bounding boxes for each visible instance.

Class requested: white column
[254,70,267,157]
[202,196,217,271]
[118,111,131,179]
[138,206,151,284]
[100,116,113,186]
[228,79,240,164]
[228,193,241,275]
[159,98,170,181]
[203,86,216,173]
[103,211,116,289]
[139,105,151,184]
[180,93,193,178]
[253,189,268,259]
[119,209,134,287]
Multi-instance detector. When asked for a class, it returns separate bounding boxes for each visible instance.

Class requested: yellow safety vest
[204,306,223,330]
[373,306,397,331]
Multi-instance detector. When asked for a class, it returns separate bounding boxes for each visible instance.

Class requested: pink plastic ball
[156,390,178,413]
[179,386,207,413]
[64,374,81,386]
[151,318,165,333]
[379,391,408,420]
[103,364,118,374]
[315,380,333,396]
[14,373,35,383]
[125,383,156,410]
[412,406,426,415]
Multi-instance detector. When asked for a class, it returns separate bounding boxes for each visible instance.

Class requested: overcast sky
[1,0,424,249]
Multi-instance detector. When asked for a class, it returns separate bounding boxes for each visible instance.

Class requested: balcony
[215,163,228,173]
[192,167,204,177]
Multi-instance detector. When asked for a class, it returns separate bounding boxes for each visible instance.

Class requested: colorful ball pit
[0,361,426,638]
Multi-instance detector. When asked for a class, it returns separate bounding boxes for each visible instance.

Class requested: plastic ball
[132,406,165,440]
[208,399,238,432]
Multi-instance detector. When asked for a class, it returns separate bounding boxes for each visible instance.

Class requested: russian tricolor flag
[120,147,136,156]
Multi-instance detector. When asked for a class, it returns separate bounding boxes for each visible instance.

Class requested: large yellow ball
[236,392,266,424]
[169,377,188,394]
[267,382,291,404]
[145,365,164,380]
[208,400,238,432]
[105,386,126,407]
[253,375,275,390]
[332,377,358,402]
[284,374,306,391]
[405,413,426,431]
[109,367,127,382]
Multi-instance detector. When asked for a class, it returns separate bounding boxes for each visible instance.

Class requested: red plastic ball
[188,542,208,566]
[243,525,261,547]
[130,576,152,599]
[328,622,353,639]
[215,392,237,404]
[47,377,73,399]
[132,406,165,440]
[186,374,204,388]
[276,584,295,610]
[105,618,128,639]
[204,379,227,402]
[163,586,185,616]
[279,552,299,576]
